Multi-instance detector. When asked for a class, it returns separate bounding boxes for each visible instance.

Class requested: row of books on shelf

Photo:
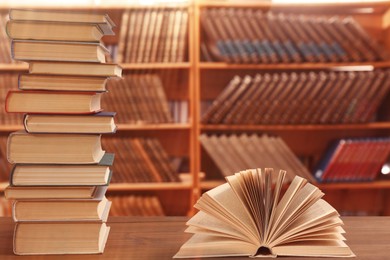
[102,137,181,183]
[201,133,390,183]
[4,9,121,255]
[118,7,188,63]
[103,73,174,124]
[201,70,390,125]
[2,8,390,65]
[201,8,388,63]
[200,133,315,182]
[315,137,390,182]
[0,73,188,125]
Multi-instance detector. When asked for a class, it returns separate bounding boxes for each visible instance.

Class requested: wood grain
[0,216,389,259]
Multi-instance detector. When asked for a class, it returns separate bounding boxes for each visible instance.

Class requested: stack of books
[200,133,315,183]
[4,9,122,255]
[200,8,389,63]
[315,137,390,182]
[201,70,390,124]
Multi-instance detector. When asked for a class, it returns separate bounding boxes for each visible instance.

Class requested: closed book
[13,196,111,222]
[6,20,105,42]
[18,74,108,92]
[10,153,114,186]
[6,90,103,114]
[7,131,105,164]
[11,40,107,63]
[5,185,107,200]
[9,9,115,35]
[13,222,110,255]
[29,61,122,77]
[23,112,116,134]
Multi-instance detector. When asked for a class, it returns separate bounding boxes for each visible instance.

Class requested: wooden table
[0,216,389,259]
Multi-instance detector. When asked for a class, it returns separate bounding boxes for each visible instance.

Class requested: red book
[5,90,103,114]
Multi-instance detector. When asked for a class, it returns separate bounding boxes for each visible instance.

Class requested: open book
[175,168,354,258]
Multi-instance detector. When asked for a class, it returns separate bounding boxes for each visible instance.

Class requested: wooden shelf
[0,63,28,71]
[0,124,191,133]
[318,180,390,190]
[108,182,193,192]
[197,0,390,14]
[121,63,190,70]
[0,63,190,71]
[201,122,390,132]
[199,62,390,70]
[0,4,190,10]
[0,126,23,132]
[118,123,191,131]
[0,182,192,192]
[201,179,390,191]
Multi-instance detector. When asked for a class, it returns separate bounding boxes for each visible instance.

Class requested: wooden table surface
[0,216,389,259]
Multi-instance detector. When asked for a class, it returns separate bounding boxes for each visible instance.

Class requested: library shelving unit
[1,0,390,216]
[194,0,390,216]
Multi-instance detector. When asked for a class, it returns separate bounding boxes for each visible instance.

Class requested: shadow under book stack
[3,9,122,255]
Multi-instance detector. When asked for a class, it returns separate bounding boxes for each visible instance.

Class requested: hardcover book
[6,90,103,114]
[23,112,116,134]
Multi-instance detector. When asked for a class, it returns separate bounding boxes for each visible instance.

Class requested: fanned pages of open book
[174,168,355,258]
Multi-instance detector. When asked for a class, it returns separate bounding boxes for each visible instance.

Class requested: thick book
[23,112,116,134]
[13,222,110,255]
[18,74,108,92]
[11,40,108,63]
[6,20,105,42]
[175,168,354,258]
[13,196,111,222]
[10,153,114,186]
[9,9,115,35]
[29,61,122,77]
[6,90,103,114]
[4,185,107,200]
[7,131,105,164]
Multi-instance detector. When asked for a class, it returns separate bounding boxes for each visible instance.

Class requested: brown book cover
[117,10,130,63]
[277,73,308,124]
[344,17,389,61]
[162,8,176,62]
[176,9,188,62]
[142,8,158,63]
[149,9,164,62]
[359,70,390,122]
[200,9,230,62]
[353,70,390,122]
[306,72,337,124]
[298,72,328,124]
[211,75,251,124]
[256,73,290,124]
[222,75,255,124]
[335,72,372,123]
[124,9,137,63]
[232,74,262,124]
[136,8,152,63]
[202,76,241,124]
[287,72,318,124]
[169,8,184,62]
[320,72,356,123]
[129,9,145,63]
